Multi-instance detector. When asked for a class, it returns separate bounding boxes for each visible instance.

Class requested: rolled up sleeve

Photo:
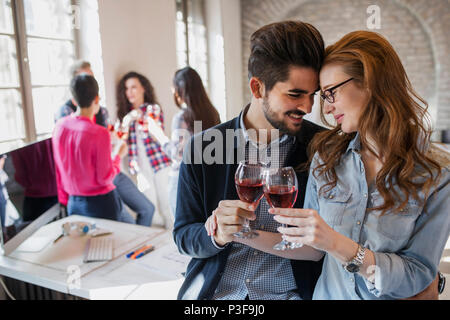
[363,171,450,298]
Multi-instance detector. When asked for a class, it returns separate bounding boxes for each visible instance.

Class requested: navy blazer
[173,113,325,300]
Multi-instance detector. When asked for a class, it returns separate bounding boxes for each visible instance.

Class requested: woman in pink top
[52,74,128,220]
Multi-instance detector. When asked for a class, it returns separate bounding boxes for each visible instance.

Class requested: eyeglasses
[320,78,354,103]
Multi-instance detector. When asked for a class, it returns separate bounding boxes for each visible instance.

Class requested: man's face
[262,66,319,136]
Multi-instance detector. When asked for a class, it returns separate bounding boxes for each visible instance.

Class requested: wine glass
[233,160,266,239]
[263,166,299,250]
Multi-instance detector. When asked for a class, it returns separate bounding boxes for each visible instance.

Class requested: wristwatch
[343,245,366,273]
[438,271,446,295]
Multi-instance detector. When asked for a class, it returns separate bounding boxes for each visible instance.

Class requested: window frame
[1,0,80,148]
[175,0,209,91]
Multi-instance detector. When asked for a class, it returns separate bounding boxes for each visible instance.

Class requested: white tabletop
[0,215,190,300]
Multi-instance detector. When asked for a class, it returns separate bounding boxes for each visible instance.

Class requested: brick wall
[240,0,450,131]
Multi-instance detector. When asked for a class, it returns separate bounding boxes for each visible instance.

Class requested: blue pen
[135,246,154,259]
[126,246,144,258]
[126,250,136,258]
[126,244,150,258]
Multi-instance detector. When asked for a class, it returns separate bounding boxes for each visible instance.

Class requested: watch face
[345,263,360,273]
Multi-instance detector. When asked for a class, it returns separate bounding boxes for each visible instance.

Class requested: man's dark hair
[70,74,99,108]
[248,20,325,93]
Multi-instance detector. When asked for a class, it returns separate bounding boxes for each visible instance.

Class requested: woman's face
[125,77,145,107]
[172,86,183,107]
[319,64,370,133]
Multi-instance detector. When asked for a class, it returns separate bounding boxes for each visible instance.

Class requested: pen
[126,244,151,259]
[126,246,143,258]
[130,245,153,259]
[134,246,155,259]
[126,250,136,258]
[53,233,64,243]
[126,247,142,258]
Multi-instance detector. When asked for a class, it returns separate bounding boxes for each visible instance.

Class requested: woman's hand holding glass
[145,116,169,145]
[263,166,301,250]
[269,208,337,252]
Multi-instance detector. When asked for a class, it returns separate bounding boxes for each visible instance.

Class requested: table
[0,215,190,299]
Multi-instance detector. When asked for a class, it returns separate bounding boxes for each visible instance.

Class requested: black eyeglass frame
[320,78,354,103]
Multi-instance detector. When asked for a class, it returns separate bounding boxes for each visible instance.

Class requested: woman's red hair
[310,31,447,215]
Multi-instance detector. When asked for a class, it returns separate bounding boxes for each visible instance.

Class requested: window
[175,0,208,91]
[0,0,25,152]
[0,0,77,154]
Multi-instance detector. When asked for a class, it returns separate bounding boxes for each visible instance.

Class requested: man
[55,61,155,226]
[54,61,109,126]
[173,21,326,300]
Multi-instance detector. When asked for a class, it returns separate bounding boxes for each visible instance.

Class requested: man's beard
[262,96,305,136]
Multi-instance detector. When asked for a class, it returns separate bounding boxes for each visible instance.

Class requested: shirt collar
[345,132,361,154]
[74,115,96,124]
[239,104,294,147]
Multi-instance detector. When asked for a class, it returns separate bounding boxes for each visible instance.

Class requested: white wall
[205,0,243,122]
[97,0,178,135]
[221,0,244,120]
[205,0,226,122]
[78,0,106,107]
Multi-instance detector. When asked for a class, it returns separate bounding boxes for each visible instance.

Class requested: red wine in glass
[264,185,297,209]
[236,179,264,204]
[264,167,301,250]
[233,161,266,239]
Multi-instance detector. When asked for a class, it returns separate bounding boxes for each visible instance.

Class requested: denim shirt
[306,133,450,300]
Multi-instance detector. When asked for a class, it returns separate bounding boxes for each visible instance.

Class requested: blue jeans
[113,172,155,226]
[67,189,131,222]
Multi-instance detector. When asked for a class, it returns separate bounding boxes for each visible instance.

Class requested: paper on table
[133,242,190,280]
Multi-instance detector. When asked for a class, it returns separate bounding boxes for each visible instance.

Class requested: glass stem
[282,224,289,242]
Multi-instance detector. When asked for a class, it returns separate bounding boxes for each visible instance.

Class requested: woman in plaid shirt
[116,72,172,229]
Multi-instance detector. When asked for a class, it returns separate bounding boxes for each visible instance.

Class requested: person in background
[211,31,449,300]
[151,67,221,216]
[0,155,7,227]
[10,139,58,221]
[0,155,20,229]
[54,60,109,127]
[55,61,155,226]
[52,74,129,221]
[116,72,171,229]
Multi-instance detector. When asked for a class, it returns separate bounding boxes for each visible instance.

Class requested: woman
[117,71,172,228]
[165,67,221,216]
[53,74,129,221]
[207,31,449,299]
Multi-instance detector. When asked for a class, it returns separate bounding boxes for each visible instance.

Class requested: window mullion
[183,0,189,66]
[71,0,81,59]
[12,0,36,143]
